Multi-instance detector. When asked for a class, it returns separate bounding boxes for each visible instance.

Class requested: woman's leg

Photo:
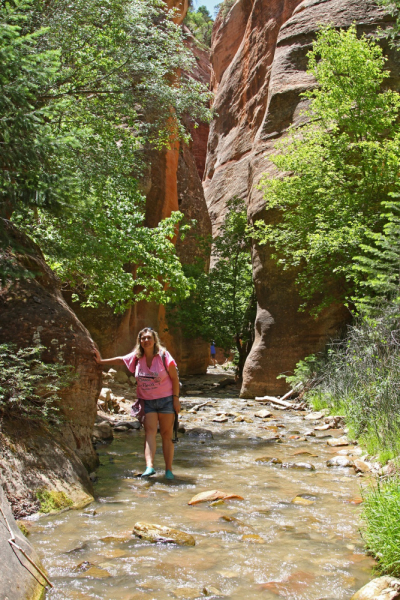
[144,412,158,468]
[159,413,175,471]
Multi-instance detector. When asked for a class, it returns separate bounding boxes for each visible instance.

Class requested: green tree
[168,197,256,378]
[184,4,213,48]
[253,25,400,313]
[1,0,212,309]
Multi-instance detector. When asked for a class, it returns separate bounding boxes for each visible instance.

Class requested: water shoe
[165,470,174,480]
[141,467,156,477]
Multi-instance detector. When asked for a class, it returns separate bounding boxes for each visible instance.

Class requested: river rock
[113,419,140,430]
[327,436,349,447]
[304,411,326,421]
[242,533,265,544]
[255,456,282,465]
[93,421,114,441]
[173,588,202,599]
[292,496,315,506]
[255,409,272,418]
[350,576,400,600]
[114,370,129,384]
[185,428,213,439]
[132,522,195,546]
[234,416,245,422]
[282,462,316,471]
[314,423,331,431]
[326,456,354,468]
[213,415,228,423]
[188,490,244,505]
[353,459,371,473]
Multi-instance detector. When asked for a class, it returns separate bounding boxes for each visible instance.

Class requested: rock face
[0,484,46,600]
[204,0,398,396]
[0,219,99,513]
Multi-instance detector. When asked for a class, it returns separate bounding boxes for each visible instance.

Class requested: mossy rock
[36,489,73,513]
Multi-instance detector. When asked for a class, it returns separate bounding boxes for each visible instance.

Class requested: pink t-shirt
[122,350,177,401]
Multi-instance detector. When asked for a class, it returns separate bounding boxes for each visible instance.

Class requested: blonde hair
[133,327,166,358]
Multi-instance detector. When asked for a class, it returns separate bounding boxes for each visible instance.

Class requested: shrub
[361,477,400,576]
[0,343,74,425]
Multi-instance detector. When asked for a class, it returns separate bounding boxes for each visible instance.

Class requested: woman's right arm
[93,348,125,367]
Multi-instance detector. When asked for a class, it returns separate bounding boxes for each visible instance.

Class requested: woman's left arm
[168,363,181,413]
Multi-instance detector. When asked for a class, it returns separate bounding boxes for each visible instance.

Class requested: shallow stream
[29,382,375,600]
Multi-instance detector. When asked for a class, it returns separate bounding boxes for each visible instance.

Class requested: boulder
[132,522,195,546]
[0,485,48,600]
[354,459,371,473]
[99,388,112,402]
[350,577,400,600]
[0,220,99,515]
[114,370,129,384]
[93,421,114,441]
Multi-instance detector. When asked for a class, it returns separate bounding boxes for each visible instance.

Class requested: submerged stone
[188,490,244,505]
[132,522,195,546]
[327,456,354,468]
[282,462,316,471]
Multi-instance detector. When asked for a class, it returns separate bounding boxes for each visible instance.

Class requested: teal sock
[141,467,156,477]
[165,470,174,480]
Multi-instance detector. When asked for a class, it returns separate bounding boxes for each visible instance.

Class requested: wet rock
[185,428,213,439]
[113,420,140,430]
[213,415,228,423]
[203,586,224,597]
[326,456,354,468]
[254,409,272,419]
[114,425,129,432]
[304,431,316,437]
[292,496,315,506]
[255,456,282,465]
[242,416,254,423]
[242,534,265,544]
[132,522,195,546]
[282,462,316,471]
[188,490,244,505]
[233,416,245,422]
[292,450,318,457]
[327,436,349,447]
[354,459,371,473]
[314,423,331,431]
[93,421,114,441]
[350,576,400,600]
[173,588,202,599]
[77,566,112,578]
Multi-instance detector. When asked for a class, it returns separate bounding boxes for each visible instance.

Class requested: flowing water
[28,376,375,600]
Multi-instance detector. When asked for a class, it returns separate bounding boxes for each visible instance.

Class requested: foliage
[14,191,193,312]
[184,4,213,47]
[361,477,400,576]
[168,197,256,377]
[0,343,74,424]
[353,201,400,314]
[215,0,236,19]
[2,0,212,309]
[36,489,73,513]
[253,26,400,313]
[283,303,400,456]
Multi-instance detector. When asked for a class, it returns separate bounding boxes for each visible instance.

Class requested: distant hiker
[94,327,180,480]
[210,341,216,368]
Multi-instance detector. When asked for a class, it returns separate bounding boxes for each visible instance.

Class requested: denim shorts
[143,395,174,415]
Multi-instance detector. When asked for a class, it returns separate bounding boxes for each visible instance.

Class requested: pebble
[254,409,272,418]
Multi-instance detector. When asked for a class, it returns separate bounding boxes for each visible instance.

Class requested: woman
[94,327,180,480]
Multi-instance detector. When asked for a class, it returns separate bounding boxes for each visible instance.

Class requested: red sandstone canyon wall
[204,0,398,397]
